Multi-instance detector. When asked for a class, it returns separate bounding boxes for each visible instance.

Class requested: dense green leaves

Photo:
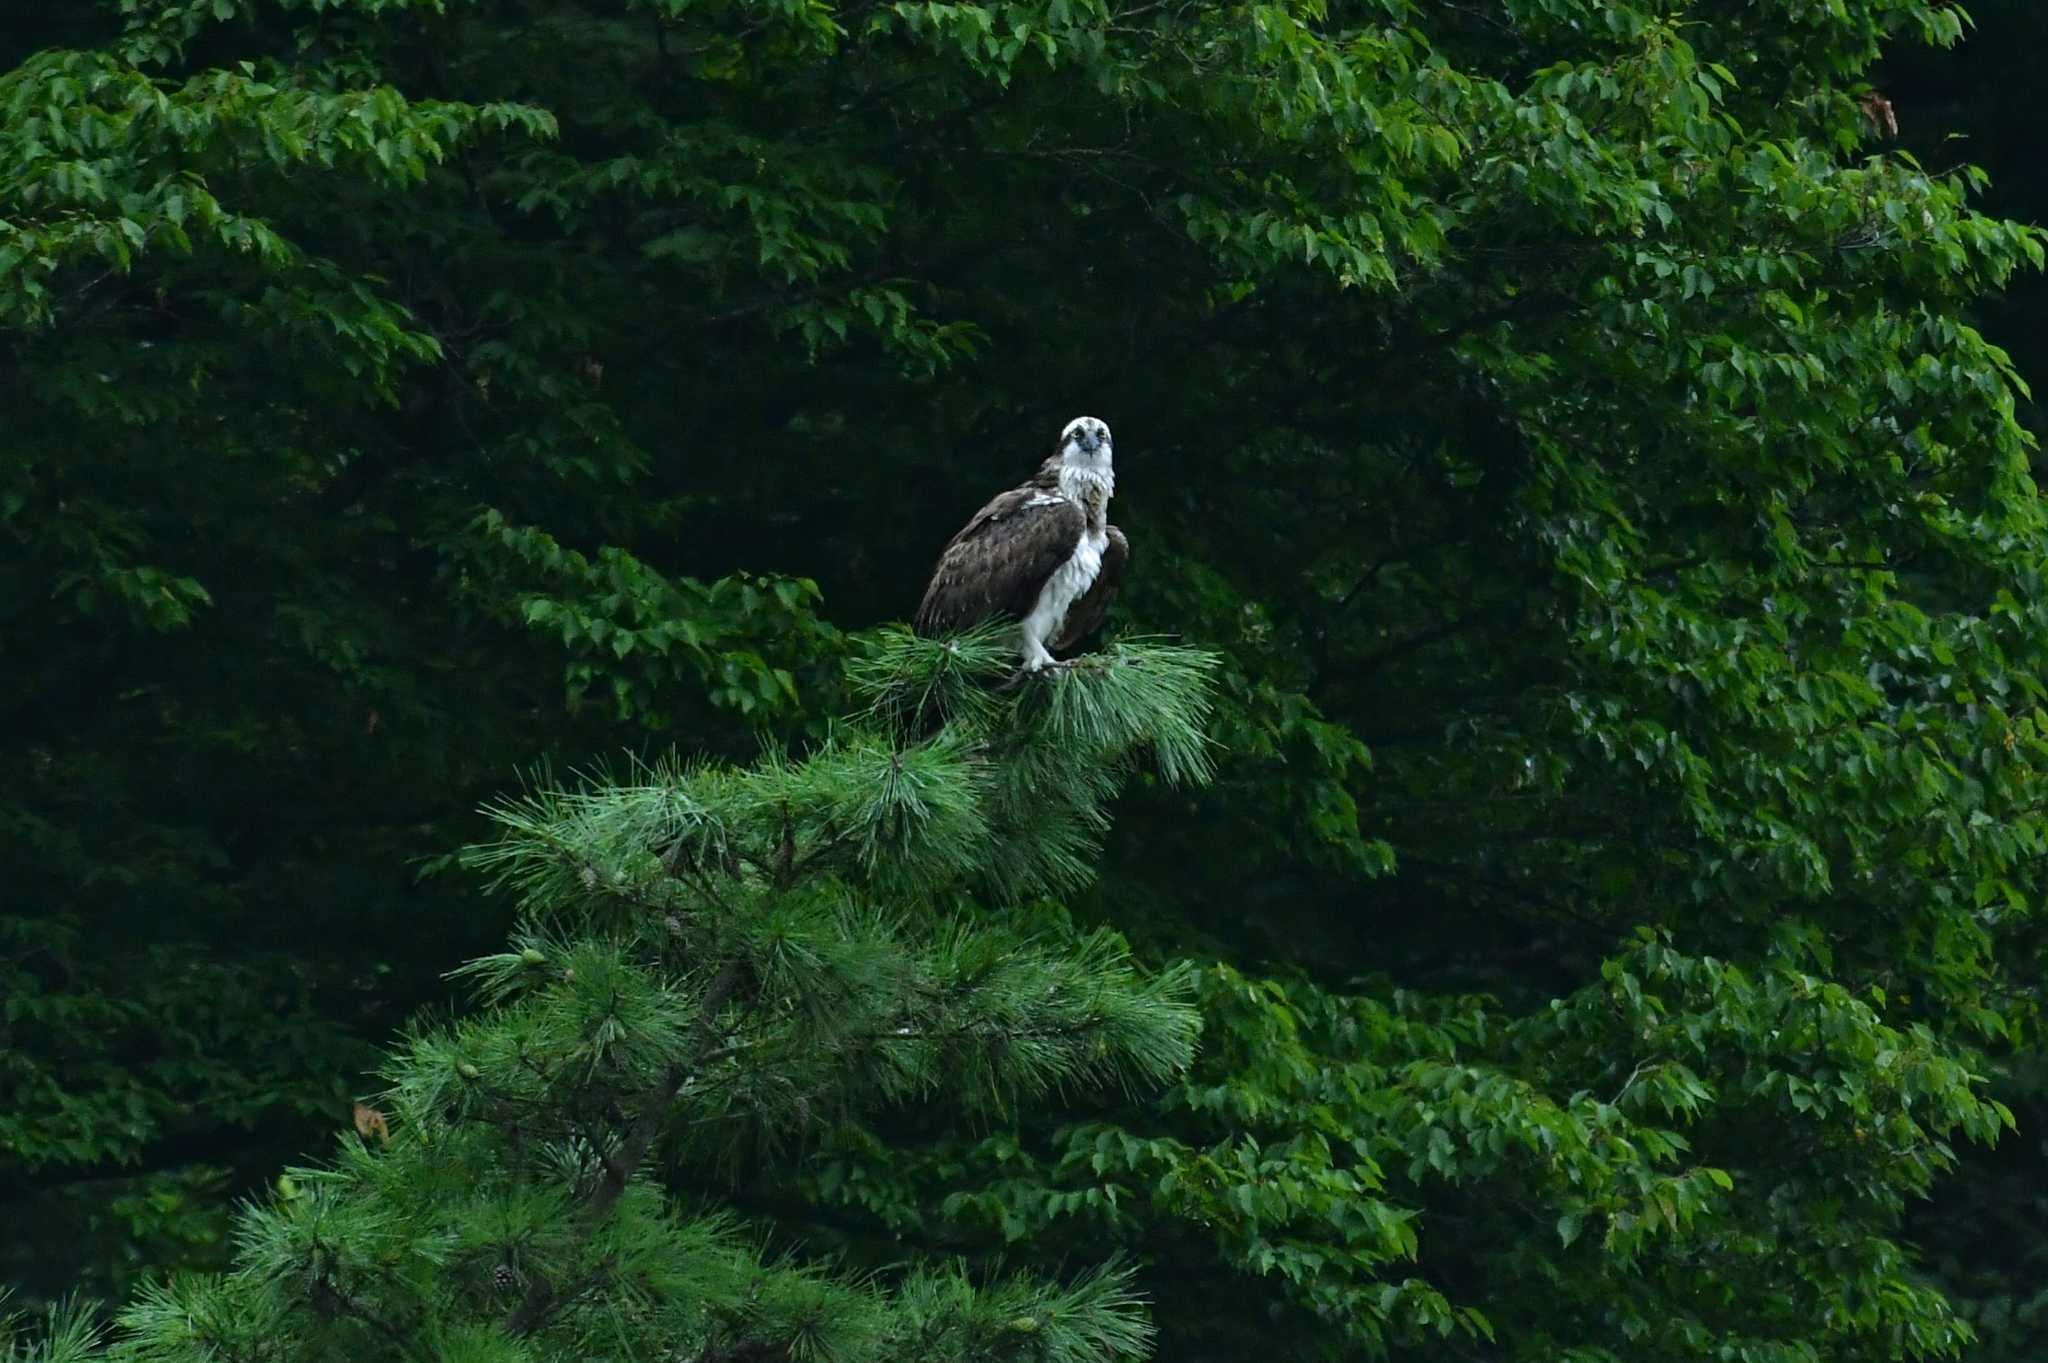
[7,0,2048,1358]
[16,640,1212,1362]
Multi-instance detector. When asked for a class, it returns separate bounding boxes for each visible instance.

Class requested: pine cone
[492,1263,516,1290]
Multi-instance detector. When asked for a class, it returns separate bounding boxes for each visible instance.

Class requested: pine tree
[6,629,1216,1363]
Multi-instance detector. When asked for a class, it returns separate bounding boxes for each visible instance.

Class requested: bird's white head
[1058,415,1113,469]
[1053,415,1114,506]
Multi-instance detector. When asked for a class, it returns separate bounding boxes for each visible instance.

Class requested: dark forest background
[5,0,2047,1356]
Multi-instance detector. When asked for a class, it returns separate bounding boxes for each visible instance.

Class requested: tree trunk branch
[502,955,746,1338]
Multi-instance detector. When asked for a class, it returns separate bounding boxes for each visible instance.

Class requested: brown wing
[1051,524,1128,653]
[915,489,1085,636]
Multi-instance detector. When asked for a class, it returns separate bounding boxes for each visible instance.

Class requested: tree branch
[502,955,747,1337]
[308,1271,414,1347]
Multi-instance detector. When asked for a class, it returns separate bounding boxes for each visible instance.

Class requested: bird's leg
[997,624,1071,691]
[1018,622,1058,673]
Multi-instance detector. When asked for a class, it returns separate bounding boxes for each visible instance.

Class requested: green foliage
[4,641,1210,1361]
[7,0,2048,1358]
[2,4,839,1299]
[2,1294,106,1363]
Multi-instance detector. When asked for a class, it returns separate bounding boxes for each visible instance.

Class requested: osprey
[915,415,1129,671]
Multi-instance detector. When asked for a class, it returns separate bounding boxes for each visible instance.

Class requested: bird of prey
[914,415,1129,672]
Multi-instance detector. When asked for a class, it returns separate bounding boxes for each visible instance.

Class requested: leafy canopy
[6,0,2048,1359]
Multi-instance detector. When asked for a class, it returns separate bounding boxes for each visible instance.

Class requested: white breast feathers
[1019,526,1108,670]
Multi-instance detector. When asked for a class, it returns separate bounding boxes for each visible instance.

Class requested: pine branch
[502,1258,619,1341]
[100,620,1213,1361]
[696,1340,788,1363]
[307,1271,414,1349]
[502,955,747,1338]
[595,954,745,1225]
